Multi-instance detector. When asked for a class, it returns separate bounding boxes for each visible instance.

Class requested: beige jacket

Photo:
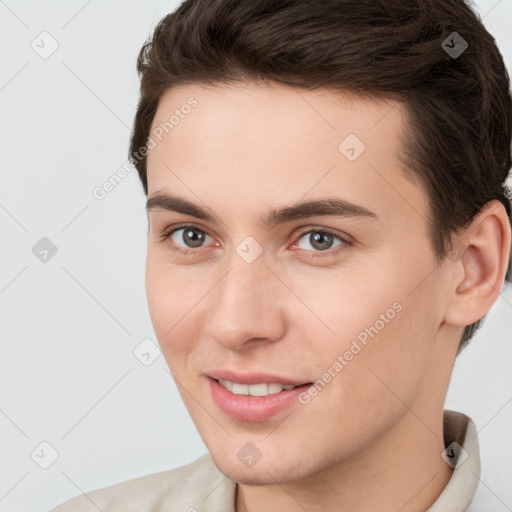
[49,410,480,512]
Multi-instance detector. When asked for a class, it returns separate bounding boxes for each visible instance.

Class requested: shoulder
[48,453,236,512]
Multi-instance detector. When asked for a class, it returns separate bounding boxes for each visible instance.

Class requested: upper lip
[206,369,311,386]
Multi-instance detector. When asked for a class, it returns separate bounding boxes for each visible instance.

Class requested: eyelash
[160,223,350,258]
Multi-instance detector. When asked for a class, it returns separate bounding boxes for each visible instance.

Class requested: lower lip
[208,378,312,422]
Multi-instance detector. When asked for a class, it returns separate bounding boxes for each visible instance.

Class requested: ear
[444,200,512,327]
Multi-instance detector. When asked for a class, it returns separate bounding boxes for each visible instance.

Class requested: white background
[0,1,511,511]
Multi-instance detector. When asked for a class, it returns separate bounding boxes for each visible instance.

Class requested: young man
[51,0,512,510]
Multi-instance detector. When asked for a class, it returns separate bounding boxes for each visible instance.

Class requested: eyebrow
[146,192,378,229]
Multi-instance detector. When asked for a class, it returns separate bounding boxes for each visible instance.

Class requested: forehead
[149,81,406,156]
[146,81,426,227]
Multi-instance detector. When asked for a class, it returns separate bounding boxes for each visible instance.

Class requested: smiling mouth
[208,377,314,421]
[217,379,303,396]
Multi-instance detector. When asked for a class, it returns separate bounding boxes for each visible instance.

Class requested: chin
[219,464,296,486]
[230,472,278,486]
[209,449,312,485]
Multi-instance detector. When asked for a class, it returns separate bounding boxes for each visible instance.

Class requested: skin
[144,81,511,512]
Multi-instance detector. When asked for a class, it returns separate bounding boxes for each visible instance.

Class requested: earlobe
[444,200,511,327]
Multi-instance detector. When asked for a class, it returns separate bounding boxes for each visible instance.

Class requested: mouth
[217,379,299,396]
[206,372,313,422]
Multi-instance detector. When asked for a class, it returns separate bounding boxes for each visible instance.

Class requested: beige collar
[426,410,481,511]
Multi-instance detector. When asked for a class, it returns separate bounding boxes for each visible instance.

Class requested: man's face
[145,82,453,484]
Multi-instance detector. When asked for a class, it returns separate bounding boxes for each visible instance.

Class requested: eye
[162,225,215,255]
[293,228,348,256]
[160,224,350,258]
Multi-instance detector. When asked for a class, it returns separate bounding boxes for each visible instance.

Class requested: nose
[207,252,286,351]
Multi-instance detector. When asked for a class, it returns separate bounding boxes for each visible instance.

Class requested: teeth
[268,383,284,394]
[232,382,249,395]
[218,380,298,396]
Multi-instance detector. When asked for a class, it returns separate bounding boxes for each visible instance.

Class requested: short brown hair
[129,0,512,353]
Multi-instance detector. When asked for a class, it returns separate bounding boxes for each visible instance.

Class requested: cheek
[347,294,437,416]
[306,265,439,413]
[145,254,198,358]
[295,298,436,458]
